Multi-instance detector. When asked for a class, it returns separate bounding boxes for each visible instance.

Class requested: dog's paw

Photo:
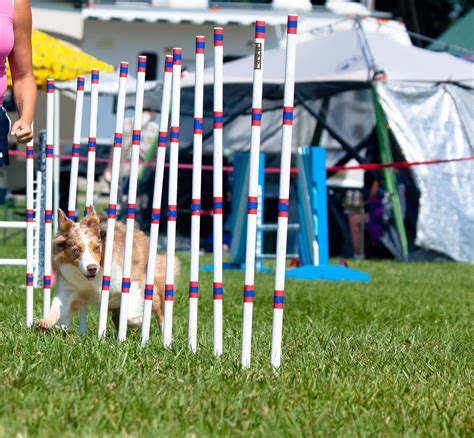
[36,319,53,331]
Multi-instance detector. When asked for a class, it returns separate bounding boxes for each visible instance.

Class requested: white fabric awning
[181,28,474,87]
[56,70,158,95]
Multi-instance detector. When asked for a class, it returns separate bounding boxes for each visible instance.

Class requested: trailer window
[139,52,158,81]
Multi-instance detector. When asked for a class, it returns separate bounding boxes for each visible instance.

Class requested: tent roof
[181,28,474,87]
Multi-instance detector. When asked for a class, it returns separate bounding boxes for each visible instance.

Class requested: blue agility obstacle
[203,147,370,282]
[201,151,270,272]
[286,146,370,282]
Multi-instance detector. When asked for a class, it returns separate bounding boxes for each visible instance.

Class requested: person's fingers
[11,122,31,136]
[18,129,32,138]
[11,121,26,134]
[10,121,32,143]
[17,138,29,144]
[10,121,21,135]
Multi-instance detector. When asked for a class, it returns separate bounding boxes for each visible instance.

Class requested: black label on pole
[254,43,262,70]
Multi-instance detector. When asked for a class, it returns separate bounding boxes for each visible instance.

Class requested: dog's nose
[87,264,98,275]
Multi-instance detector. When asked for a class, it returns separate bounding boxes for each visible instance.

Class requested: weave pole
[66,76,85,221]
[270,14,298,369]
[140,55,173,345]
[188,36,205,352]
[53,90,60,235]
[80,68,99,334]
[117,56,147,341]
[213,27,224,357]
[163,48,182,348]
[43,79,55,317]
[85,68,99,211]
[25,133,35,327]
[97,62,129,338]
[241,20,266,368]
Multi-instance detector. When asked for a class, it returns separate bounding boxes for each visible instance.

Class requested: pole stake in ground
[163,48,182,349]
[118,56,147,341]
[241,20,266,369]
[188,36,205,353]
[97,62,129,338]
[213,27,224,358]
[270,14,298,369]
[141,55,173,345]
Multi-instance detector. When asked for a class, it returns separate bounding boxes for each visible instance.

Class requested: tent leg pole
[372,84,409,260]
[310,96,330,146]
[295,91,382,183]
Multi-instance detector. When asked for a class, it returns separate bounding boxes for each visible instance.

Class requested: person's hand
[10,119,33,143]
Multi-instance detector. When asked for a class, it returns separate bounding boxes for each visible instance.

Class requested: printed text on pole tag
[254,43,262,70]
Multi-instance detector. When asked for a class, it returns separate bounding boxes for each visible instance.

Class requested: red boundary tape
[8,149,474,174]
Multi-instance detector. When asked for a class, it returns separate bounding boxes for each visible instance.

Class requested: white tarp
[377,82,474,263]
[181,28,474,87]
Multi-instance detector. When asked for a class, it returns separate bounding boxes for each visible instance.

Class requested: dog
[36,206,179,332]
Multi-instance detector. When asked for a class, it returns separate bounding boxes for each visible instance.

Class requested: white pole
[213,27,224,358]
[43,79,55,317]
[80,68,99,335]
[53,90,60,235]
[25,132,35,327]
[117,56,147,341]
[97,62,129,338]
[34,170,42,287]
[85,68,99,211]
[163,48,182,349]
[140,55,173,345]
[67,76,85,221]
[241,20,266,369]
[188,36,205,353]
[271,15,298,369]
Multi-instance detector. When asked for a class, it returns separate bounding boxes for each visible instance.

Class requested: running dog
[36,206,178,332]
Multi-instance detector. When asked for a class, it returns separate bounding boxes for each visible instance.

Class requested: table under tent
[167,21,473,264]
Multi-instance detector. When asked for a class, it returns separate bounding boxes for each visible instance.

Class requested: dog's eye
[73,247,81,255]
[94,245,101,253]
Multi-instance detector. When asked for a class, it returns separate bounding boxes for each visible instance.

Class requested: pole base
[285,264,371,282]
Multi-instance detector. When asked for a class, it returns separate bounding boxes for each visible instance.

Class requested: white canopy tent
[181,28,474,87]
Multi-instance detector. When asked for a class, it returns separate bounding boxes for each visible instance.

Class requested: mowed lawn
[0,236,473,436]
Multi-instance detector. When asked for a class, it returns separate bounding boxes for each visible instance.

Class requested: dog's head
[53,206,103,280]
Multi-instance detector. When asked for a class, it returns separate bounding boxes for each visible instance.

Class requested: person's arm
[8,0,37,144]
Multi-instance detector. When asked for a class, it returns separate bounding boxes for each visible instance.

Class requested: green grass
[0,235,473,436]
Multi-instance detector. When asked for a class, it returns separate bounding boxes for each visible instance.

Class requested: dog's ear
[84,205,98,219]
[57,209,73,234]
[81,205,100,229]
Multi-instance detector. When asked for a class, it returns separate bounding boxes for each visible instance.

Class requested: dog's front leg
[36,279,74,331]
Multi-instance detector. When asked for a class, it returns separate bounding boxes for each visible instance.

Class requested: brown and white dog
[36,206,178,332]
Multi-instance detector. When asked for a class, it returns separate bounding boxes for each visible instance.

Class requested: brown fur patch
[52,222,85,271]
